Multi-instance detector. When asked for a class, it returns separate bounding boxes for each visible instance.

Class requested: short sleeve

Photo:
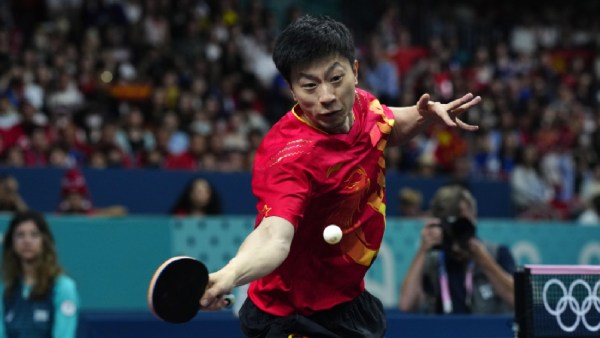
[253,160,311,229]
[52,276,79,338]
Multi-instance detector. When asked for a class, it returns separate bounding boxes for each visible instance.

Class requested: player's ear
[353,60,359,84]
[290,88,298,102]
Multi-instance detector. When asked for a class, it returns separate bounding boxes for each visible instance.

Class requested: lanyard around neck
[438,250,474,314]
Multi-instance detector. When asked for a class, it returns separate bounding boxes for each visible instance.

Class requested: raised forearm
[389,105,429,145]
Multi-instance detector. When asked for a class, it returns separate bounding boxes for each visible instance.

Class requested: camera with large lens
[432,216,476,251]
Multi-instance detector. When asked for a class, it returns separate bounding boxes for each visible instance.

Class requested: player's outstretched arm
[388,93,481,146]
[200,216,294,310]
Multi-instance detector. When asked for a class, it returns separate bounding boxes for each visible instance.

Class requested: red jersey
[249,88,395,316]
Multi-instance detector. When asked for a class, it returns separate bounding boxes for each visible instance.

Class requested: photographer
[398,184,515,314]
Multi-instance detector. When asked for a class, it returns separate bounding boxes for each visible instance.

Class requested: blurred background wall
[0,215,596,311]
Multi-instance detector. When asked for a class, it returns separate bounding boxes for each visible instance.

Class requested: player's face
[289,55,358,134]
[12,220,43,262]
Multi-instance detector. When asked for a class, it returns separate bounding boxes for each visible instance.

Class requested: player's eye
[331,75,343,83]
[301,83,317,90]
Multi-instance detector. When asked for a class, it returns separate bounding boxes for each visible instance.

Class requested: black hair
[272,14,355,84]
[170,177,222,215]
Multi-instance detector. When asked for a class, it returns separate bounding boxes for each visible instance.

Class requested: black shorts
[238,291,386,338]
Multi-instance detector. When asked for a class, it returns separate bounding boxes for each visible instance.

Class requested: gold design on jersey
[269,139,314,167]
[340,227,378,266]
[259,204,272,217]
[325,165,384,267]
[326,162,344,178]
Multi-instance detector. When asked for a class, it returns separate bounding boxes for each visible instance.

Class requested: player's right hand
[200,270,235,311]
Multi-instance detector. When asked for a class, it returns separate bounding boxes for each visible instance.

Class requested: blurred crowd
[0,0,599,222]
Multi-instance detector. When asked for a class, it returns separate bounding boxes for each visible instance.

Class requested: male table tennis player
[200,14,481,338]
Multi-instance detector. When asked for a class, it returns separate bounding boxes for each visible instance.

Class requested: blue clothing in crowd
[0,275,79,338]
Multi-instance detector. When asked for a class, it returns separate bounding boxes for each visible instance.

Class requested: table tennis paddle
[147,256,209,323]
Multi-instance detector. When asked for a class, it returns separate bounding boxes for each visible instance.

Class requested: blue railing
[0,167,513,217]
[77,310,515,338]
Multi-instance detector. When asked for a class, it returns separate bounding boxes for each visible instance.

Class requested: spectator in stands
[577,193,600,225]
[45,73,84,118]
[170,177,222,216]
[398,187,425,218]
[47,143,74,168]
[163,133,207,171]
[415,153,438,177]
[88,149,108,169]
[94,122,131,168]
[114,106,156,167]
[3,146,26,167]
[54,120,91,167]
[0,175,28,213]
[22,127,51,166]
[510,144,557,219]
[158,111,190,157]
[57,167,127,216]
[360,34,400,105]
[579,161,600,206]
[57,167,93,215]
[0,96,23,155]
[18,100,48,136]
[399,184,515,314]
[0,210,79,338]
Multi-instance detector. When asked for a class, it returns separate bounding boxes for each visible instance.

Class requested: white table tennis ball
[323,224,343,244]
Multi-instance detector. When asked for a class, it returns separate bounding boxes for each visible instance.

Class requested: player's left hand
[416,93,481,131]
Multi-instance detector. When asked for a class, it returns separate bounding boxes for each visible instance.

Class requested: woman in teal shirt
[1,210,79,338]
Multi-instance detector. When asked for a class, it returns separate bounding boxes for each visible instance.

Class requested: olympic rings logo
[542,278,600,332]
